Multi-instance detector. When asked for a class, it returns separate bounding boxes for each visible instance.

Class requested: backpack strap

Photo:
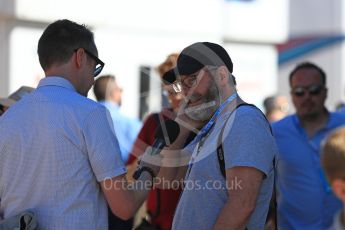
[216,103,273,178]
[216,134,226,179]
[215,104,277,229]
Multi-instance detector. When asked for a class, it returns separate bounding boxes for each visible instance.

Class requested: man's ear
[217,66,230,86]
[331,179,345,203]
[75,48,86,69]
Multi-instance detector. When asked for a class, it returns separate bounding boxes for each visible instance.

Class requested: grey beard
[185,101,217,121]
[184,78,220,121]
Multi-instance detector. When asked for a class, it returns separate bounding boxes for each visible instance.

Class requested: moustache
[300,100,315,107]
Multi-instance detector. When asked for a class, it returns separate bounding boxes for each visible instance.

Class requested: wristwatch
[132,166,155,181]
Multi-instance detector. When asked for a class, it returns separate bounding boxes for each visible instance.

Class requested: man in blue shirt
[272,62,345,229]
[0,19,158,230]
[93,75,142,162]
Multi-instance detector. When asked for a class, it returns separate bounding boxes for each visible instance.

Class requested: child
[322,127,345,230]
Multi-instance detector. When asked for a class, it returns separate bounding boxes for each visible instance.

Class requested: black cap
[163,42,233,84]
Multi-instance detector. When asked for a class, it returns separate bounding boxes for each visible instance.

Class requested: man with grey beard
[154,42,277,230]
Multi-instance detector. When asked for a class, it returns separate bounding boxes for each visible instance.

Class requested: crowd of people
[0,19,345,230]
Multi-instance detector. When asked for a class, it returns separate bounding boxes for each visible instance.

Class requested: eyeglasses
[173,75,198,93]
[172,66,218,93]
[291,85,325,97]
[75,48,105,77]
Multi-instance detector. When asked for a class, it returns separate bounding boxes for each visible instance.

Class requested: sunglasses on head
[292,85,324,97]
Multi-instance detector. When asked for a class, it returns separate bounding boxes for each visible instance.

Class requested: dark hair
[37,19,96,70]
[289,62,326,86]
[263,96,278,113]
[93,75,115,101]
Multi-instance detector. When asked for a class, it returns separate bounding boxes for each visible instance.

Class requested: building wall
[1,0,290,117]
[289,0,343,36]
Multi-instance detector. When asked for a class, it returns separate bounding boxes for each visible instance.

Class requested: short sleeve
[83,106,127,182]
[222,107,276,176]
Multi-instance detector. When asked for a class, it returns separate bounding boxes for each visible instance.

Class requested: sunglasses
[75,48,105,77]
[292,85,325,97]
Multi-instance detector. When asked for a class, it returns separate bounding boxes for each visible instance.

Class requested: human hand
[136,146,162,177]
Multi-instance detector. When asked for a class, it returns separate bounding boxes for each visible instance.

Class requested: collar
[37,76,76,92]
[325,112,344,130]
[293,109,332,132]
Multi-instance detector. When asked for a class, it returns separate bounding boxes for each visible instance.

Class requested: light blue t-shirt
[100,101,142,162]
[272,113,345,230]
[172,106,276,230]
